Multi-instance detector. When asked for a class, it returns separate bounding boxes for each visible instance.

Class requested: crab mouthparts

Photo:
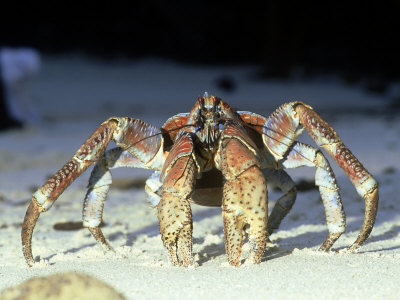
[201,121,220,149]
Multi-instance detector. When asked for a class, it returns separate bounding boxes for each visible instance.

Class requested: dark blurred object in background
[1,2,399,84]
[216,75,236,93]
[0,47,41,130]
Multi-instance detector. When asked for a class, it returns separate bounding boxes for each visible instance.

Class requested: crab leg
[263,169,297,235]
[218,124,267,266]
[83,147,151,251]
[22,117,163,266]
[158,132,196,266]
[257,102,378,251]
[281,142,346,250]
[294,104,378,251]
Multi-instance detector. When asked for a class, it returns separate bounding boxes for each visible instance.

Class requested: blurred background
[1,2,400,128]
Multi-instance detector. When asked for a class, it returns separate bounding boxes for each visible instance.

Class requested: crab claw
[158,133,196,267]
[220,138,267,266]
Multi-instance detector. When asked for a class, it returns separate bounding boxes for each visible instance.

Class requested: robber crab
[22,93,378,267]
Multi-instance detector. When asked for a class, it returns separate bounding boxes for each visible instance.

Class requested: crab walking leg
[22,117,163,266]
[260,102,378,250]
[281,142,345,250]
[22,120,117,266]
[158,133,197,266]
[21,201,41,265]
[294,104,378,250]
[262,169,297,235]
[83,147,150,251]
[220,138,267,266]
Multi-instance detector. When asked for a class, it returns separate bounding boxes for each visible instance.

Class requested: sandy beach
[0,56,399,299]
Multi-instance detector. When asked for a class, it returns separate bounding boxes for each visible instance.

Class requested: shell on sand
[0,272,126,300]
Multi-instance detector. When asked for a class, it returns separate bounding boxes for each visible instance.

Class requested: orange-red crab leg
[216,121,267,266]
[294,103,378,251]
[22,117,164,266]
[83,147,155,251]
[240,102,378,251]
[158,132,197,266]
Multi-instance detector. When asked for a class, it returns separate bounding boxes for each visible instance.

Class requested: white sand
[0,56,399,299]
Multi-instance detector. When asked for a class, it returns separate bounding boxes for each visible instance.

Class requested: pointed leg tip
[107,246,116,253]
[26,258,37,267]
[334,244,360,254]
[87,227,114,254]
[23,251,35,267]
[347,244,361,253]
[318,246,330,252]
[22,200,42,269]
[23,250,39,267]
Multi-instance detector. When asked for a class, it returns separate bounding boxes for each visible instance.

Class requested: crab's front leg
[158,132,197,266]
[218,124,268,266]
[22,117,163,266]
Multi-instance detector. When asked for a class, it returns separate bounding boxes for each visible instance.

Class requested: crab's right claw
[158,133,196,267]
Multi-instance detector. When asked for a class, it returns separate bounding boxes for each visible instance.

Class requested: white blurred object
[0,47,41,124]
